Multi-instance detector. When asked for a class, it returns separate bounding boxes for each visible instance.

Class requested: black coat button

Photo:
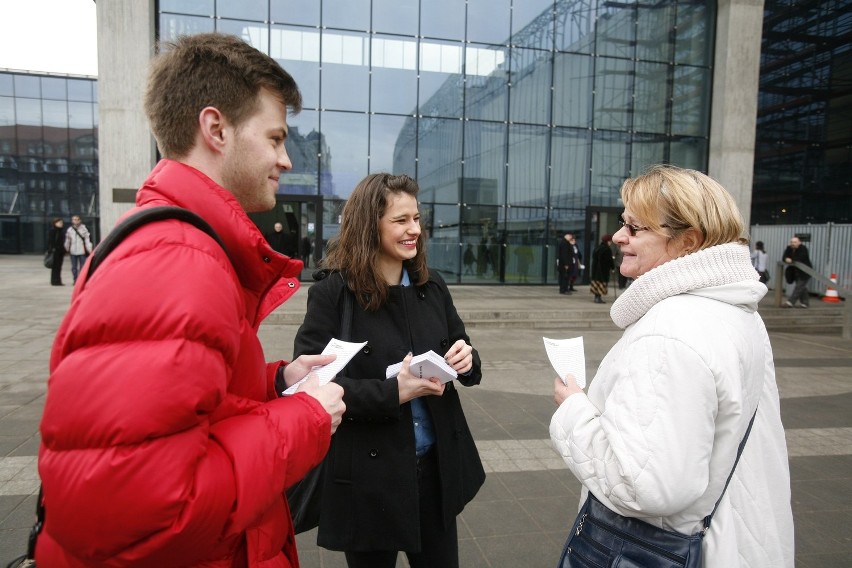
[369,449,378,458]
[362,345,372,355]
[440,338,449,348]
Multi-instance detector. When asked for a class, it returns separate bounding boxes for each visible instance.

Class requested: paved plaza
[1,255,850,567]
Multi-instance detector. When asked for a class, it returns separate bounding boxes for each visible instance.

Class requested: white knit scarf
[610,242,759,329]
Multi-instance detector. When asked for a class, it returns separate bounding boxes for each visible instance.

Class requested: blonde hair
[621,165,748,249]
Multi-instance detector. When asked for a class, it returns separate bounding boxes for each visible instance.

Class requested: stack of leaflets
[385,350,457,384]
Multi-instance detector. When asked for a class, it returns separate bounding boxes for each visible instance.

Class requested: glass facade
[0,71,99,254]
[157,0,715,283]
[752,0,852,225]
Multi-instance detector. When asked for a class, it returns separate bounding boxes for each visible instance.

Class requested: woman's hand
[553,374,583,406]
[444,339,473,375]
[397,353,445,404]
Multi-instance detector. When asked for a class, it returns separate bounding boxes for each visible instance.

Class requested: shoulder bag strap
[701,407,758,533]
[339,272,354,342]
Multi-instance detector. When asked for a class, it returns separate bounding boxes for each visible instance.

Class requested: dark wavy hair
[144,32,302,159]
[321,173,428,311]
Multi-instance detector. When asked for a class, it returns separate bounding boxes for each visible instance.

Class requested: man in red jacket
[37,33,345,567]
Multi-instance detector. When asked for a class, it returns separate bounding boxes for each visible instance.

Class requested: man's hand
[396,353,444,404]
[283,354,336,387]
[553,374,582,406]
[298,374,345,434]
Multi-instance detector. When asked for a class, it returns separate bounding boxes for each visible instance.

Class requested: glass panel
[417,117,462,203]
[463,121,506,205]
[282,110,320,195]
[419,40,464,118]
[271,0,319,26]
[555,0,596,53]
[0,96,14,126]
[321,198,346,256]
[159,0,213,15]
[15,98,41,126]
[41,77,66,101]
[159,14,215,41]
[370,114,416,177]
[509,47,551,125]
[553,53,592,127]
[42,100,68,129]
[633,61,669,134]
[504,207,547,283]
[669,136,707,171]
[507,124,548,206]
[217,19,267,50]
[550,127,590,208]
[636,3,674,63]
[0,74,13,96]
[319,111,368,199]
[323,0,370,31]
[467,0,510,45]
[593,57,633,131]
[630,134,666,175]
[68,102,94,129]
[217,0,266,21]
[321,31,369,112]
[512,0,553,50]
[595,3,635,58]
[676,2,713,66]
[421,0,465,41]
[372,0,418,36]
[14,75,40,98]
[371,35,418,114]
[590,131,629,207]
[271,25,320,109]
[465,45,508,122]
[671,65,709,136]
[422,203,460,280]
[67,79,94,102]
[461,204,501,281]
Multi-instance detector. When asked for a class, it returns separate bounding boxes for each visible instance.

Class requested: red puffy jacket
[37,160,329,567]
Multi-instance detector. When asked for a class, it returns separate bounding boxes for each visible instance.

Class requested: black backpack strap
[85,206,230,284]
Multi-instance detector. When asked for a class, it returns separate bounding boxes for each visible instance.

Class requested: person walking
[589,234,614,303]
[36,32,345,568]
[751,240,769,283]
[64,214,92,283]
[293,173,485,568]
[47,217,66,286]
[782,236,812,308]
[551,165,793,568]
[557,232,580,294]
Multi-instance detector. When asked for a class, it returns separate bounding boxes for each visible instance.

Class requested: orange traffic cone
[822,273,841,303]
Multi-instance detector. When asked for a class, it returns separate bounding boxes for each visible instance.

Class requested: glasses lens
[619,217,635,236]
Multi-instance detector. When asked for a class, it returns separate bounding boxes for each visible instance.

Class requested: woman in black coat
[48,217,66,286]
[293,173,485,568]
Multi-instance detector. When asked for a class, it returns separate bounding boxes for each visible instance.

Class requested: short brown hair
[322,174,428,311]
[620,165,747,249]
[144,32,302,159]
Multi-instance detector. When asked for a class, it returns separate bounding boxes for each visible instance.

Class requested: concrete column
[707,0,764,228]
[96,0,156,235]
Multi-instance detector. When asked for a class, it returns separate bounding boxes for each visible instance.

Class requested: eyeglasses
[618,217,669,237]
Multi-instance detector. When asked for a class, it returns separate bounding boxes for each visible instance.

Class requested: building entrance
[249,195,322,276]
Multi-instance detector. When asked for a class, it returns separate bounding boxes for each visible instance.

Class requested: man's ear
[198,106,228,154]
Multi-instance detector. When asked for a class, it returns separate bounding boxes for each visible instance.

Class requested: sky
[0,0,98,76]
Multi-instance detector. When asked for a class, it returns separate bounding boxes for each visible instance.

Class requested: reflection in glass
[159,0,213,15]
[590,131,629,207]
[41,78,66,101]
[467,0,510,45]
[419,40,464,118]
[553,53,592,127]
[271,0,319,26]
[676,3,713,67]
[512,0,554,50]
[417,118,462,204]
[421,0,465,40]
[14,76,40,99]
[509,47,551,125]
[68,102,94,130]
[461,204,502,283]
[323,0,369,31]
[319,111,368,199]
[551,128,590,208]
[633,62,669,134]
[0,96,14,126]
[594,57,633,131]
[372,0,418,36]
[0,75,12,97]
[465,45,508,122]
[504,206,548,283]
[596,4,635,59]
[631,134,666,174]
[15,99,41,127]
[272,25,320,108]
[321,32,369,111]
[464,121,506,205]
[217,0,266,21]
[669,137,707,171]
[672,66,709,136]
[555,0,596,53]
[283,110,320,195]
[422,203,461,278]
[370,114,415,176]
[42,100,68,129]
[637,4,674,63]
[508,124,548,206]
[160,14,215,41]
[67,80,93,102]
[371,37,417,114]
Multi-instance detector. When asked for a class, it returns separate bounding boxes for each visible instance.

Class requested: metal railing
[772,261,851,339]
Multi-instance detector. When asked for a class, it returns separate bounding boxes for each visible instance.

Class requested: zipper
[583,514,690,564]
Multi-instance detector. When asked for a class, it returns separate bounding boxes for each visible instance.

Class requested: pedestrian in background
[590,234,614,303]
[36,32,345,568]
[64,214,92,283]
[293,173,485,568]
[551,165,793,568]
[48,217,65,286]
[782,236,812,308]
[751,240,769,283]
[557,232,580,294]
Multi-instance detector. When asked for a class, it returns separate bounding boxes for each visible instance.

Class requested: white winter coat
[550,243,794,567]
[64,222,92,255]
